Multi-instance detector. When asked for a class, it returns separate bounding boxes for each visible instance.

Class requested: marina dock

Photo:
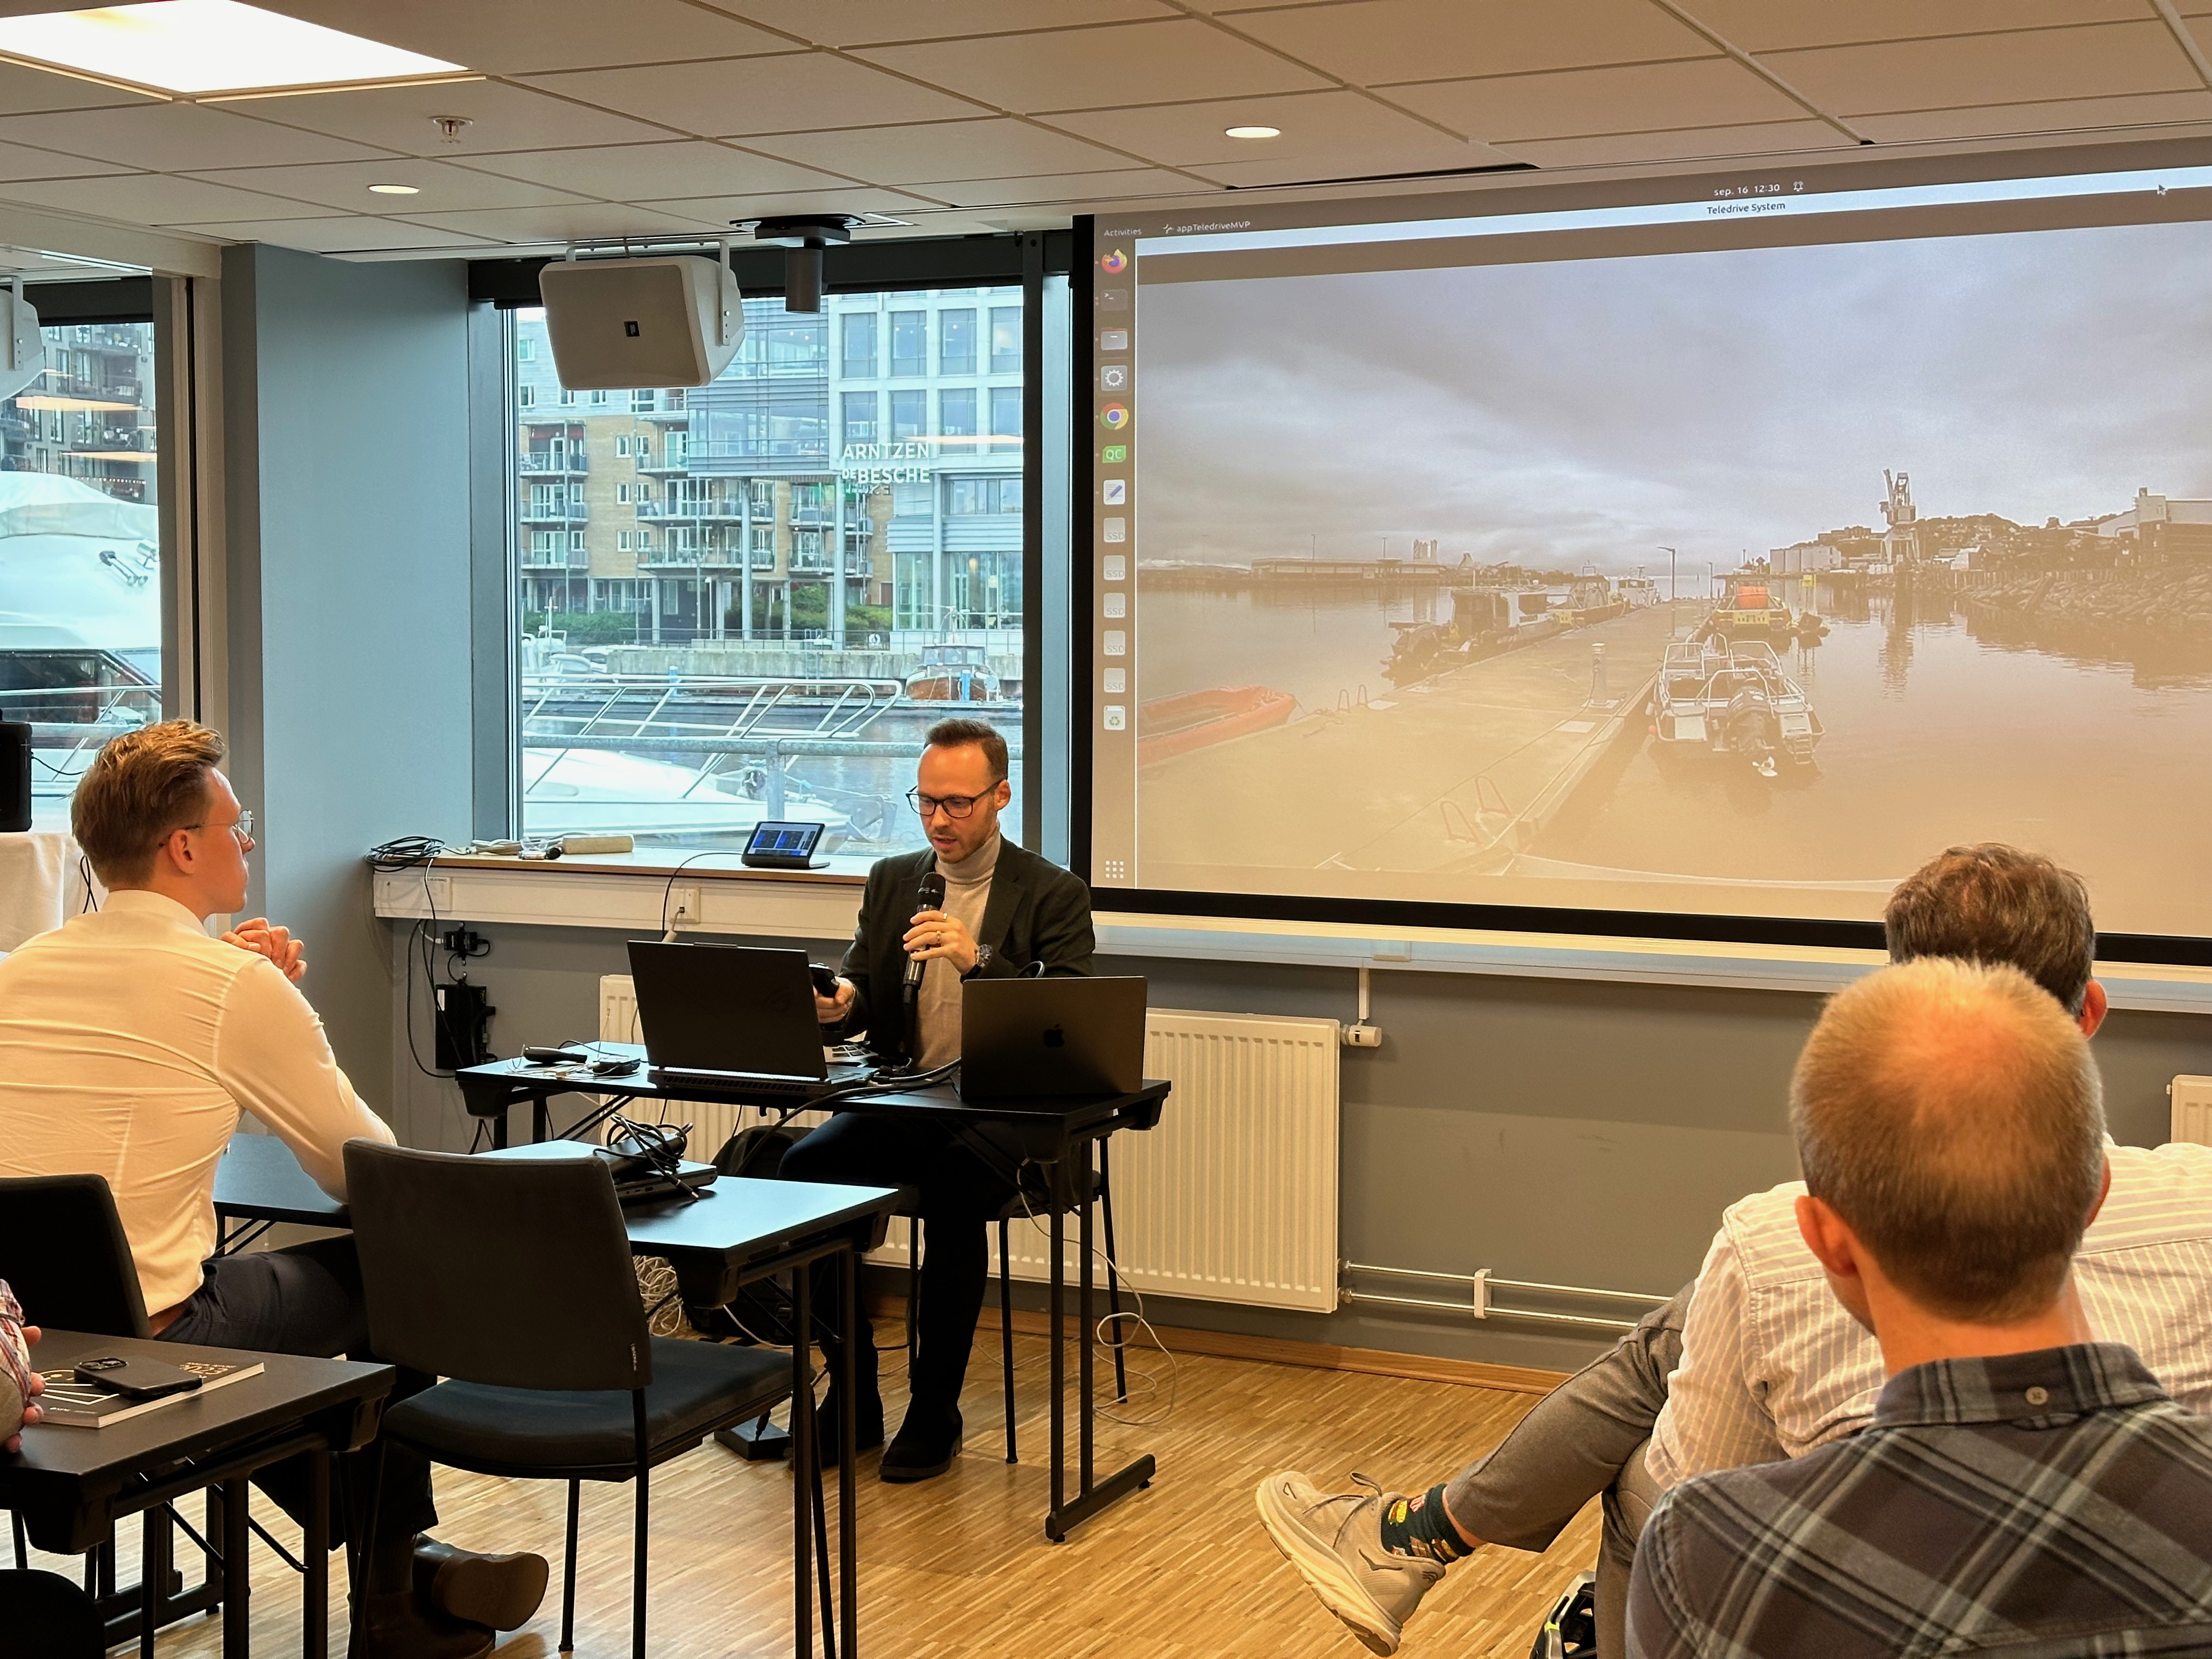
[1140,601,1689,878]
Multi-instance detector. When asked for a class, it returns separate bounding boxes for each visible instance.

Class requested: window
[890,311,924,376]
[990,306,1020,373]
[890,389,926,441]
[517,383,535,407]
[841,390,878,445]
[839,311,876,378]
[940,308,976,374]
[990,386,1022,453]
[939,387,976,441]
[509,287,1035,851]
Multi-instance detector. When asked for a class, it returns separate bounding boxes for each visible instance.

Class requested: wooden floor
[24,1319,1599,1657]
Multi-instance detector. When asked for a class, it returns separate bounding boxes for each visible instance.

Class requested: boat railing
[524,731,1025,820]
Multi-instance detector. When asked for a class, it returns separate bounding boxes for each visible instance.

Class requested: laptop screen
[624,941,828,1081]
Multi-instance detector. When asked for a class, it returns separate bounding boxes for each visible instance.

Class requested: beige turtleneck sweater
[914,832,999,1069]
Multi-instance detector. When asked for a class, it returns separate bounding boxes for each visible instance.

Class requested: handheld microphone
[903,871,947,992]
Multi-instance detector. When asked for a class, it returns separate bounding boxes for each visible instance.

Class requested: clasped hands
[222,916,306,981]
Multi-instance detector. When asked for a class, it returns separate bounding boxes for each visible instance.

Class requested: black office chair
[343,1142,795,1659]
[0,1568,102,1658]
[0,1173,151,1341]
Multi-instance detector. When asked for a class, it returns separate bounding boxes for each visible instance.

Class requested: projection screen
[1082,154,2212,948]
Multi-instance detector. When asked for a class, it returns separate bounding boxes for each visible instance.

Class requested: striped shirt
[1647,1143,2212,1489]
[1629,1344,2212,1658]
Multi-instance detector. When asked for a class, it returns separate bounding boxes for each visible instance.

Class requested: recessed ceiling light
[0,1,466,96]
[1224,125,1282,140]
[368,184,420,195]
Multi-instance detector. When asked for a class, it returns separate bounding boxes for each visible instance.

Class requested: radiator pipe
[1340,1261,1672,1333]
[1340,1289,1638,1333]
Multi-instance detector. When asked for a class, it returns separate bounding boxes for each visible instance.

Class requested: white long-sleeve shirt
[0,890,394,1315]
[1646,1140,2212,1489]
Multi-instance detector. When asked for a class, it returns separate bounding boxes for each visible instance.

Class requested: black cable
[656,849,734,937]
[367,835,445,872]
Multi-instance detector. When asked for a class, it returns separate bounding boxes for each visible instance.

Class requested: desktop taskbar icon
[1101,249,1129,274]
[1100,404,1130,430]
[1102,444,1127,462]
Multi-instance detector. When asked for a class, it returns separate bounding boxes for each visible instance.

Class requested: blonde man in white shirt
[0,721,544,1659]
[1259,844,2212,1659]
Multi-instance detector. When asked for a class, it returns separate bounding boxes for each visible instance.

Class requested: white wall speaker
[0,279,43,402]
[537,252,742,390]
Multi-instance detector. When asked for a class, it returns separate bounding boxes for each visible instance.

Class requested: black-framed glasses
[907,789,985,819]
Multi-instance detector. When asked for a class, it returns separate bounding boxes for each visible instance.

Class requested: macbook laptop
[959,977,1147,1102]
[626,940,868,1094]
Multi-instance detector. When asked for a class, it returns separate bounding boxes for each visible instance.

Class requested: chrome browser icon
[1101,403,1130,429]
[1101,249,1129,274]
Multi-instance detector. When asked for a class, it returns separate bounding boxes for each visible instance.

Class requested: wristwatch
[964,944,994,980]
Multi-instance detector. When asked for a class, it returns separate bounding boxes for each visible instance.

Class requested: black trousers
[158,1237,436,1558]
[781,1113,1051,1411]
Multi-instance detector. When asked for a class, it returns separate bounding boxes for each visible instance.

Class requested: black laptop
[626,941,869,1095]
[958,977,1148,1102]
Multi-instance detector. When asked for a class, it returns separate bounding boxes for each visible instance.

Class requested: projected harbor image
[1125,219,2212,934]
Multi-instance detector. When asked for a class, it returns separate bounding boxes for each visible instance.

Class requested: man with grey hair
[1629,958,2212,1655]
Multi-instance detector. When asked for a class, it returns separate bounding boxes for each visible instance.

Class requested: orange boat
[1137,685,1296,764]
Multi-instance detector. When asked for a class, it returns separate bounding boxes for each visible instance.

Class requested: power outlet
[668,884,703,928]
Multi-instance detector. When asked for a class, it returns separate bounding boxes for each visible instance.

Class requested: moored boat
[1138,685,1296,763]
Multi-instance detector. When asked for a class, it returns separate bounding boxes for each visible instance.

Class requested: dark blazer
[836,838,1094,1062]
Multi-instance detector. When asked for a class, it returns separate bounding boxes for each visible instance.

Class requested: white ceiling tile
[392,203,732,242]
[854,20,1329,113]
[214,78,676,157]
[2186,16,2212,57]
[701,1,1172,45]
[1493,119,1855,168]
[637,185,937,222]
[0,103,394,172]
[1762,22,2202,117]
[172,216,498,252]
[521,52,986,137]
[1390,58,1807,143]
[0,58,159,115]
[1227,0,1715,87]
[744,118,1134,183]
[0,138,133,182]
[265,0,793,75]
[185,158,597,213]
[1678,1,2154,54]
[905,167,1199,206]
[1849,89,2212,144]
[1046,87,1505,168]
[462,140,849,199]
[0,172,347,225]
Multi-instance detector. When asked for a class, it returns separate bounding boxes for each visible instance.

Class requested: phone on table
[73,1355,204,1401]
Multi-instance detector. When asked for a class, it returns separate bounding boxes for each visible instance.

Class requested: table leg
[303,1448,329,1659]
[1047,1161,1066,1536]
[792,1265,814,1659]
[1079,1142,1096,1493]
[222,1478,249,1659]
[532,1099,550,1144]
[490,1105,510,1150]
[838,1242,858,1659]
[139,1525,156,1659]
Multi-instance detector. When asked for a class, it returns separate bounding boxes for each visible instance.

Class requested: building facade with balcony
[0,321,158,505]
[515,287,1024,644]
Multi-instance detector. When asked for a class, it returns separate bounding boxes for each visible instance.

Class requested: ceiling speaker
[537,253,742,390]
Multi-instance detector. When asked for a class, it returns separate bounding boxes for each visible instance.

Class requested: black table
[455,1051,1173,1541]
[214,1135,900,1658]
[0,1328,392,1659]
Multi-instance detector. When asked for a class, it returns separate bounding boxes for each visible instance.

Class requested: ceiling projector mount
[741,213,861,313]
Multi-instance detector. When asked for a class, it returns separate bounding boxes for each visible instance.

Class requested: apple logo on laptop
[1042,1024,1065,1048]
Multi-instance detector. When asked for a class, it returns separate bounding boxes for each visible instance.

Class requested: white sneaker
[1257,1471,1449,1655]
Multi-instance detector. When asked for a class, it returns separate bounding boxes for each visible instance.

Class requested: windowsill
[364,854,2212,1013]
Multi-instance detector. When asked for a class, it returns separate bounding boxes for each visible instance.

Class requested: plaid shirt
[1629,1344,2212,1658]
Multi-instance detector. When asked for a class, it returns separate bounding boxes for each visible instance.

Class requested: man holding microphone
[785,718,1094,1481]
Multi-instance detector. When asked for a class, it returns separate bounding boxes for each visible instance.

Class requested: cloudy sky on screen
[1138,217,2212,572]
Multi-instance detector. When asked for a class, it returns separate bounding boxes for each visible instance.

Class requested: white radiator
[597,979,1342,1313]
[2171,1076,2212,1146]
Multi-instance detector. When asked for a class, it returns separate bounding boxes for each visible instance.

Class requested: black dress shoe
[413,1535,550,1631]
[356,1589,493,1659]
[815,1383,885,1466]
[879,1402,962,1483]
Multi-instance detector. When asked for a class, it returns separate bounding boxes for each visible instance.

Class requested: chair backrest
[342,1141,651,1392]
[0,1175,150,1338]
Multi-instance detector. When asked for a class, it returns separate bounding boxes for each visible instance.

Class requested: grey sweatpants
[1441,1285,1689,1659]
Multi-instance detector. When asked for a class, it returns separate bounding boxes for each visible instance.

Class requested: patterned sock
[1377,1485,1473,1564]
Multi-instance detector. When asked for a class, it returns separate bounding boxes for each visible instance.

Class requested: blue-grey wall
[223,245,475,1113]
[385,916,2212,1372]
